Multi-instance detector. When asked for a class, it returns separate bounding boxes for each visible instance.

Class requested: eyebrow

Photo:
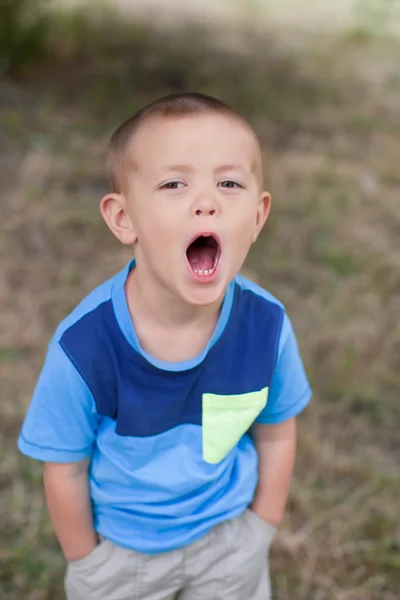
[159,165,194,173]
[215,164,247,174]
[159,164,248,174]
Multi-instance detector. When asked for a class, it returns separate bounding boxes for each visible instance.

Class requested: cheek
[230,208,258,236]
[230,214,259,254]
[137,213,178,254]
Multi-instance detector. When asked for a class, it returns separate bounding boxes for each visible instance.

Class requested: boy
[18,92,311,600]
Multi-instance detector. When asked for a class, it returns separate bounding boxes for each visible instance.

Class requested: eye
[160,181,185,190]
[218,180,244,189]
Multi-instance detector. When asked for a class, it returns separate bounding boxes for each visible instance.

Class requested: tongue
[187,246,215,271]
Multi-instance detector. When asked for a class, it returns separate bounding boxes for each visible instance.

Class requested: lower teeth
[193,257,219,277]
[195,267,213,276]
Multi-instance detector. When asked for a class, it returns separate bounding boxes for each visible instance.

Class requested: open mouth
[186,234,221,278]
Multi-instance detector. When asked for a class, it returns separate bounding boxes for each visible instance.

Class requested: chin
[180,281,228,307]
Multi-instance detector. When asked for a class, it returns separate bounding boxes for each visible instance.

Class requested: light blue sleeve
[18,339,100,462]
[255,314,312,424]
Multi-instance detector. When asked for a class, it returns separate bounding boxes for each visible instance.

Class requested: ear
[100,193,137,245]
[253,191,271,242]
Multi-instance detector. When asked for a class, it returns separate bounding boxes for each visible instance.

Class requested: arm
[44,459,98,561]
[250,417,296,526]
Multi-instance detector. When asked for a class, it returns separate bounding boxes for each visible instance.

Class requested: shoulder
[53,263,128,343]
[234,274,285,309]
[233,275,292,351]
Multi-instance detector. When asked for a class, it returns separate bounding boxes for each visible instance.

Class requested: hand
[249,501,281,528]
[65,534,100,561]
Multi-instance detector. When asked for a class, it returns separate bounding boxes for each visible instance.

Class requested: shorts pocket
[246,509,277,544]
[68,536,110,572]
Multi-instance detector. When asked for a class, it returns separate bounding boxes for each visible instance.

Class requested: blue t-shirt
[18,260,311,554]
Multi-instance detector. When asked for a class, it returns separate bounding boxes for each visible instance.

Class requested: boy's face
[103,113,271,307]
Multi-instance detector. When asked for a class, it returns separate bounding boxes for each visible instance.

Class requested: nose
[192,193,219,217]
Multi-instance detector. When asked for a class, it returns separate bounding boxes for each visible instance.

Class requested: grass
[1,3,399,599]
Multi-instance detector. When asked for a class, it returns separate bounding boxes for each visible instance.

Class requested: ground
[0,3,399,599]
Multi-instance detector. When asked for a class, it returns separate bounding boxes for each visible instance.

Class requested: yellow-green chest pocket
[202,387,268,464]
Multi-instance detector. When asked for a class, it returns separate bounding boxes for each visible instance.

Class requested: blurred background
[1,1,399,598]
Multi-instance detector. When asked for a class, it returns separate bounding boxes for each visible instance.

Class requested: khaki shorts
[65,509,276,600]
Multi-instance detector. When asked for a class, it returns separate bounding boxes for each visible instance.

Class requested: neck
[126,263,224,330]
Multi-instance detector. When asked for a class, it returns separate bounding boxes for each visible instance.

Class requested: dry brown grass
[0,7,399,599]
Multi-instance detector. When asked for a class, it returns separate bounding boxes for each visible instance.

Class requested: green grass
[1,4,399,599]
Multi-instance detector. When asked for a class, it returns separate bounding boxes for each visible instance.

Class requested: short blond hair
[107,92,261,193]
